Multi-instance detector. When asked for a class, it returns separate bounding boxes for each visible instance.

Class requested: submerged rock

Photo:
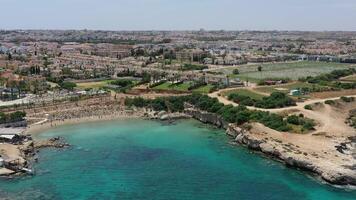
[34,137,70,149]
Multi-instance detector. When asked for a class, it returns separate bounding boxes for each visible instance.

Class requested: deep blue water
[0,119,355,200]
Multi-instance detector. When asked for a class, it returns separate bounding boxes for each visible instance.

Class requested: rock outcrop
[226,124,356,186]
[184,108,228,129]
[144,110,190,121]
[34,137,70,149]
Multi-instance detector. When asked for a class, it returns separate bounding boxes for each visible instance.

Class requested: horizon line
[1,28,356,33]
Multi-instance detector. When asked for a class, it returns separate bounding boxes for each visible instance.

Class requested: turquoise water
[0,119,355,200]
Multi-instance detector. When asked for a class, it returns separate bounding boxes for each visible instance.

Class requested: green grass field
[192,84,214,94]
[76,80,113,89]
[222,89,266,100]
[225,61,355,82]
[153,82,192,91]
[153,82,215,93]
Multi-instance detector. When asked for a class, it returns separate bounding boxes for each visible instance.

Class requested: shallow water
[0,119,355,200]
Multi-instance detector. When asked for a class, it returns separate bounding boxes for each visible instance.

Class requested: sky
[0,0,356,31]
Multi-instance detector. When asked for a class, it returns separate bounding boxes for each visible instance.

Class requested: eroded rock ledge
[226,124,356,186]
[0,136,69,177]
[185,108,356,187]
[34,137,70,149]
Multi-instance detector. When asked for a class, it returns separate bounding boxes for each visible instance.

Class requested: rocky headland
[185,107,356,187]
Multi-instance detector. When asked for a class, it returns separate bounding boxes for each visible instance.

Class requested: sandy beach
[26,111,145,135]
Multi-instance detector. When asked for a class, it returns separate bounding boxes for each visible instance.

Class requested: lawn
[153,82,192,92]
[192,84,215,94]
[225,61,355,82]
[76,80,113,89]
[222,89,266,100]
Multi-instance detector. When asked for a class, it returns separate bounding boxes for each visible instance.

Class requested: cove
[0,119,355,200]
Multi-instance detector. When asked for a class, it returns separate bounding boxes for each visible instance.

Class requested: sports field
[76,80,113,89]
[225,61,355,82]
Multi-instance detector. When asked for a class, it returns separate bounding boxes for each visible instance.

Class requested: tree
[7,53,12,60]
[233,69,240,75]
[257,66,262,72]
[60,82,77,91]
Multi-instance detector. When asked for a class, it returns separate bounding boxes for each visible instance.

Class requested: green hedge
[229,92,296,109]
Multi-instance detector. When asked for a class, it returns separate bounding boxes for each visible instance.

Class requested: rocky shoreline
[0,135,69,177]
[226,125,356,186]
[2,105,355,188]
[184,108,356,187]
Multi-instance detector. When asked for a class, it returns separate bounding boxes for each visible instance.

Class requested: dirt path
[209,88,356,113]
[209,88,356,138]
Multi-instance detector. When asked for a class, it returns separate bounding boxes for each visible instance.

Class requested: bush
[125,97,147,108]
[340,96,355,103]
[0,111,26,124]
[302,121,315,131]
[286,114,315,131]
[228,92,296,108]
[287,115,301,125]
[59,82,77,90]
[233,69,240,75]
[250,111,290,132]
[304,68,356,89]
[304,105,313,110]
[110,80,133,87]
[228,93,255,106]
[255,92,296,109]
[182,64,208,71]
[325,100,336,105]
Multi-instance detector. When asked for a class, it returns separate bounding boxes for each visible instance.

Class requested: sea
[0,119,355,200]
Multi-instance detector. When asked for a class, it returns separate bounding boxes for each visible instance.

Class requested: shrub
[228,92,296,108]
[228,93,255,106]
[302,121,315,131]
[59,82,77,91]
[304,105,313,110]
[233,69,240,75]
[304,68,356,90]
[125,97,147,108]
[325,100,336,105]
[110,79,133,87]
[255,92,296,109]
[286,114,316,131]
[287,115,301,125]
[182,64,208,71]
[340,96,355,103]
[250,111,290,132]
[0,111,26,124]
